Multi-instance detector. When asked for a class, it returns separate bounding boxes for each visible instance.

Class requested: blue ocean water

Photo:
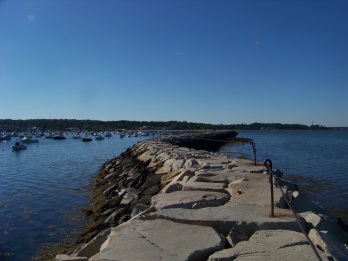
[0,134,151,261]
[219,129,348,222]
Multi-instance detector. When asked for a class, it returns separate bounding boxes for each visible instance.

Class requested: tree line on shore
[0,119,329,132]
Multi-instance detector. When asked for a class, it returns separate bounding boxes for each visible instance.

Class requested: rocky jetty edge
[56,131,348,261]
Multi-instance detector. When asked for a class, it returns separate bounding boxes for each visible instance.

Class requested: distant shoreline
[0,119,335,132]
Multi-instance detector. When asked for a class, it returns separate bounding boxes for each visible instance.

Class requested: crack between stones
[278,241,309,249]
[132,226,165,253]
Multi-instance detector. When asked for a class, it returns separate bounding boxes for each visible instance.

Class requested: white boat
[82,134,93,142]
[11,141,27,150]
[21,135,39,143]
[95,134,105,140]
[36,132,44,137]
[0,135,11,141]
[53,133,66,140]
[105,132,113,137]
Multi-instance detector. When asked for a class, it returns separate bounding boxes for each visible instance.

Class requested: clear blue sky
[1,0,347,126]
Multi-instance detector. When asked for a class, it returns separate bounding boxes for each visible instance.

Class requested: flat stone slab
[190,173,233,183]
[308,228,348,260]
[208,229,331,260]
[231,158,260,167]
[140,202,301,236]
[194,169,230,176]
[171,158,184,171]
[183,181,227,193]
[227,174,284,207]
[151,191,230,210]
[90,219,225,261]
[56,255,88,261]
[232,166,266,173]
[196,159,231,167]
[193,171,264,183]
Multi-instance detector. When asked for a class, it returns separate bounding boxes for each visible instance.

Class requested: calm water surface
[219,130,348,222]
[0,134,150,261]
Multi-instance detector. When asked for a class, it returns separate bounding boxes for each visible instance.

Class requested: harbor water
[219,129,348,223]
[0,134,151,261]
[1,130,347,260]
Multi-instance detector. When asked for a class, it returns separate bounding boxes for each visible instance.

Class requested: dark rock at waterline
[163,131,239,151]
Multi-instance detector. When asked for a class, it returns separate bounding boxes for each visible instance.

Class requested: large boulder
[182,181,227,193]
[208,230,331,260]
[90,219,225,261]
[308,228,348,260]
[291,192,335,217]
[140,202,301,236]
[299,211,348,243]
[74,228,111,258]
[151,191,230,210]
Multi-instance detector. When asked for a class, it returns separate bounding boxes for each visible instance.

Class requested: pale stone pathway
[56,139,347,261]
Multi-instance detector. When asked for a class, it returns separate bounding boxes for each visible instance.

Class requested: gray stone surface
[197,159,231,166]
[160,169,194,193]
[171,158,184,171]
[161,182,183,193]
[131,204,149,218]
[226,225,248,247]
[208,230,331,261]
[232,166,266,173]
[308,228,348,260]
[90,219,225,261]
[155,160,173,174]
[143,184,160,195]
[190,172,245,183]
[156,152,171,162]
[299,211,348,242]
[275,176,299,191]
[140,202,301,236]
[194,169,229,176]
[137,151,154,163]
[74,228,111,258]
[227,174,284,206]
[230,158,258,167]
[183,158,201,169]
[55,255,87,261]
[183,181,227,193]
[291,191,335,217]
[151,191,230,210]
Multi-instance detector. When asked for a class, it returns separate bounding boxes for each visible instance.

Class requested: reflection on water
[219,130,348,223]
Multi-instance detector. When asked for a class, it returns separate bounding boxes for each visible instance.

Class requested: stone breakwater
[56,132,348,261]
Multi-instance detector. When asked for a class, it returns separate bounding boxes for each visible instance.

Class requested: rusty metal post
[250,141,256,165]
[264,159,274,217]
